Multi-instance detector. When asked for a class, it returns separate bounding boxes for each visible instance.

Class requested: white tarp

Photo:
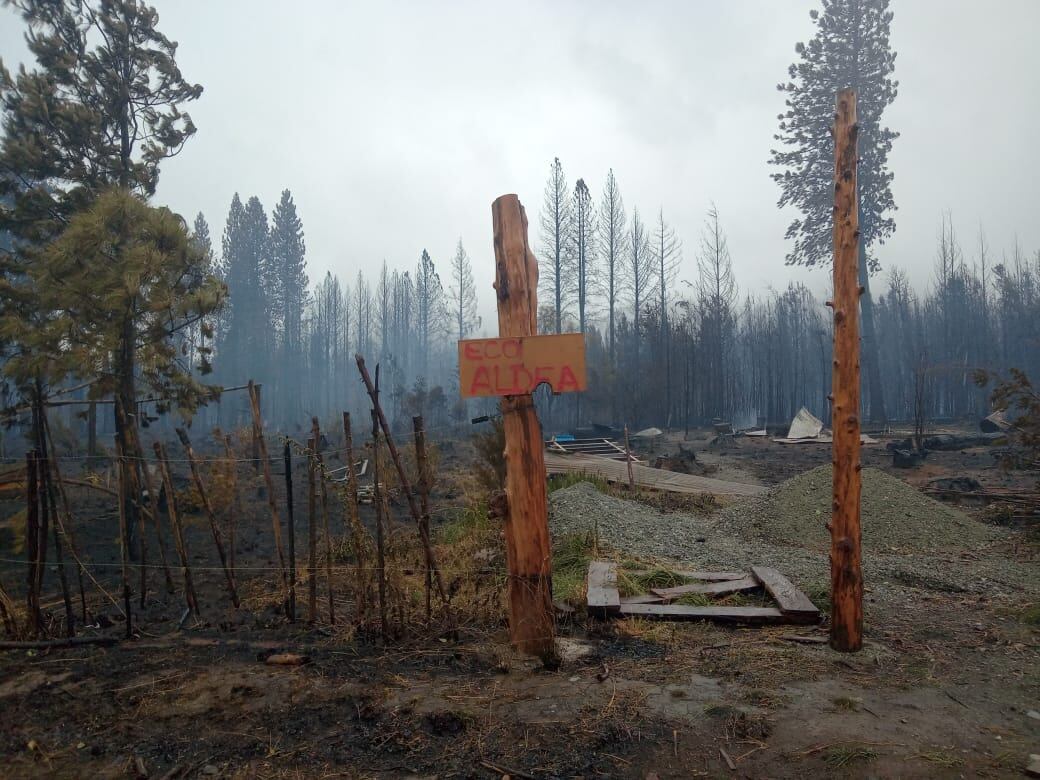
[632,427,663,439]
[786,407,824,440]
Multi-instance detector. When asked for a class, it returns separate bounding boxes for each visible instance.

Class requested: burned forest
[0,0,1038,778]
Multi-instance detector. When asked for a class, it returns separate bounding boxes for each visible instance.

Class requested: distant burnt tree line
[527,160,1040,433]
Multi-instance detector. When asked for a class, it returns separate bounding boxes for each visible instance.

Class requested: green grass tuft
[548,472,610,493]
[823,746,878,768]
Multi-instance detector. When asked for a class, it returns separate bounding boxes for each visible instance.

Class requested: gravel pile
[548,480,1036,602]
[714,464,1001,554]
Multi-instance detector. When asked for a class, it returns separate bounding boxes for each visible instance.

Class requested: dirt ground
[0,426,1037,778]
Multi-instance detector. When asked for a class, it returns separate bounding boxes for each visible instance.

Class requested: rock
[202,765,219,776]
[1027,754,1040,778]
[1027,709,1040,721]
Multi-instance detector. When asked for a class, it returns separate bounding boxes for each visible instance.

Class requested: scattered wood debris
[586,562,820,626]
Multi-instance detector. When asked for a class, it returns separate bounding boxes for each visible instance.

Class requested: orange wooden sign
[458,333,587,398]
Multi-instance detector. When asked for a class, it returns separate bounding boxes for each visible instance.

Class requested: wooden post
[283,440,297,623]
[176,428,239,608]
[370,409,389,641]
[251,383,262,476]
[342,412,367,626]
[124,419,175,595]
[221,432,239,576]
[491,194,556,662]
[829,87,864,653]
[307,419,320,625]
[355,356,453,626]
[114,439,133,639]
[412,415,433,625]
[153,442,199,616]
[41,411,90,618]
[249,380,290,616]
[25,451,42,637]
[39,454,74,636]
[315,434,335,625]
[624,426,635,491]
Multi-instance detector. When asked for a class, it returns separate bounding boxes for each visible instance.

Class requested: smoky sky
[2,0,1038,331]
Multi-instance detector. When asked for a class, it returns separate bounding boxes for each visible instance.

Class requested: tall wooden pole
[25,450,42,637]
[114,439,133,639]
[492,194,555,662]
[154,442,199,616]
[829,88,864,652]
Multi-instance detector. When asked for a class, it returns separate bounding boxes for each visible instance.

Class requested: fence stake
[624,425,635,490]
[154,441,200,617]
[284,440,298,623]
[114,439,133,639]
[249,380,290,617]
[342,412,367,627]
[25,450,43,637]
[829,87,864,652]
[412,415,433,625]
[307,420,320,625]
[176,428,239,608]
[355,356,453,628]
[371,408,389,641]
[490,194,556,662]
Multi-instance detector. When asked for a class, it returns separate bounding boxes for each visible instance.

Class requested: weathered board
[618,604,787,624]
[751,566,820,621]
[458,333,587,398]
[586,561,620,617]
[651,575,760,600]
[619,594,666,605]
[671,570,749,581]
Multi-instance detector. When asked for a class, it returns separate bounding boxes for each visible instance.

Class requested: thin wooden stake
[307,420,320,625]
[153,442,199,617]
[315,433,335,625]
[114,439,133,639]
[40,410,89,618]
[25,450,43,637]
[830,87,864,653]
[355,356,453,629]
[176,428,239,608]
[39,454,74,636]
[491,193,556,662]
[283,440,297,623]
[624,425,635,491]
[124,415,174,594]
[221,432,239,576]
[342,412,367,627]
[249,380,290,617]
[371,407,388,641]
[412,415,433,625]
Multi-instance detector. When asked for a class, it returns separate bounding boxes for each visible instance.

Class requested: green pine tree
[0,189,224,422]
[770,0,898,423]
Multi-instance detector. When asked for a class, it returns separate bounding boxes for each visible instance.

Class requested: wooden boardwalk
[544,452,766,497]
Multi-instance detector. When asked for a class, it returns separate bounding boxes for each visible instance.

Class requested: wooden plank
[619,594,665,605]
[751,566,820,620]
[618,603,787,624]
[625,569,746,581]
[652,575,759,600]
[587,561,620,616]
[543,452,766,497]
[671,570,748,581]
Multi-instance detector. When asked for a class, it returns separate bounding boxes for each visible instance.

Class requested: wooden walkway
[544,452,766,497]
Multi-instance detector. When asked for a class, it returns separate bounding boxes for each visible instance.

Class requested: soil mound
[716,464,1000,553]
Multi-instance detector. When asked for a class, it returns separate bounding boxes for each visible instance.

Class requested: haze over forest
[3,0,1040,440]
[2,0,1038,327]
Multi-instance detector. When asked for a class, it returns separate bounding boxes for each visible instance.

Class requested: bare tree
[653,208,682,417]
[598,169,628,363]
[697,205,737,417]
[627,208,656,374]
[539,157,573,333]
[449,238,480,340]
[571,179,597,336]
